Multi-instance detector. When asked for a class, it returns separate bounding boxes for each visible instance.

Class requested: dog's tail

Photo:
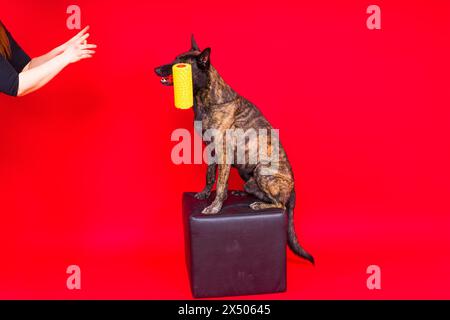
[286,190,315,265]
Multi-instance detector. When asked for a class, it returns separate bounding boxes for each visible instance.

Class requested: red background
[1,0,449,299]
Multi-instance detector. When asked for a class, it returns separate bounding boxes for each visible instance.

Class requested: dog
[155,36,314,264]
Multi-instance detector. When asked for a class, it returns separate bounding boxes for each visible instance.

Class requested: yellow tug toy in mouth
[172,63,194,109]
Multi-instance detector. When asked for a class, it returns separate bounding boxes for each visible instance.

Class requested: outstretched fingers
[80,54,93,60]
[80,44,97,49]
[72,26,90,41]
[76,33,90,45]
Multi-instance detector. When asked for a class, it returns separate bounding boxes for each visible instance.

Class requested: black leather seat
[182,191,287,298]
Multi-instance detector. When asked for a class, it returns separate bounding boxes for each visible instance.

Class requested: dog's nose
[154,67,162,76]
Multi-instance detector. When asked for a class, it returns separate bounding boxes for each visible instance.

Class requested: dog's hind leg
[249,168,293,211]
[250,201,285,210]
[231,168,254,197]
[244,178,272,203]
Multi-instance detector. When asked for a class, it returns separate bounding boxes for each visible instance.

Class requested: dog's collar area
[201,98,239,109]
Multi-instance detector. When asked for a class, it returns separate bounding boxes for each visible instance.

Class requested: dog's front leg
[201,107,235,214]
[194,163,217,199]
[202,163,231,214]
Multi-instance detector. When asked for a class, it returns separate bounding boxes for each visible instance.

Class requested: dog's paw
[202,204,221,215]
[250,202,265,211]
[194,191,210,200]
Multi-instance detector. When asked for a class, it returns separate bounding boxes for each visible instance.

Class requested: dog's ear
[197,48,211,69]
[191,34,200,51]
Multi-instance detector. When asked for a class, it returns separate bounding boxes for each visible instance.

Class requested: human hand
[59,26,90,53]
[62,33,97,64]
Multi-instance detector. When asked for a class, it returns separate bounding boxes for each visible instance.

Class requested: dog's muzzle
[155,65,174,86]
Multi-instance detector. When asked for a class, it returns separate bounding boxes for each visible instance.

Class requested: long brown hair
[0,21,12,59]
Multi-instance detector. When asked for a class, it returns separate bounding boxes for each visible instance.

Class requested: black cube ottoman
[182,191,287,298]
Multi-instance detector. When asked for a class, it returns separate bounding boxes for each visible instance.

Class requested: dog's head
[154,35,211,92]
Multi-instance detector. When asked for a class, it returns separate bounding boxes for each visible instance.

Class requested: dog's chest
[192,114,213,138]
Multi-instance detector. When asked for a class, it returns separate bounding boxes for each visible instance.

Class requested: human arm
[17,33,96,96]
[23,26,91,71]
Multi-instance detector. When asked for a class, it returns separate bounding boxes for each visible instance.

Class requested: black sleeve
[0,25,31,96]
[5,27,31,72]
[0,56,20,96]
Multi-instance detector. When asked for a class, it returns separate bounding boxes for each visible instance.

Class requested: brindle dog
[155,36,314,264]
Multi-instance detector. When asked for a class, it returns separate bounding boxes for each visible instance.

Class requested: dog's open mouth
[160,75,173,86]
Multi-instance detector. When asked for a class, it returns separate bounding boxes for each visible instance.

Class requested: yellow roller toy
[172,63,194,109]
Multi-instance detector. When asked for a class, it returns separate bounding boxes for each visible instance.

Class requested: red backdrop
[1,0,449,299]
